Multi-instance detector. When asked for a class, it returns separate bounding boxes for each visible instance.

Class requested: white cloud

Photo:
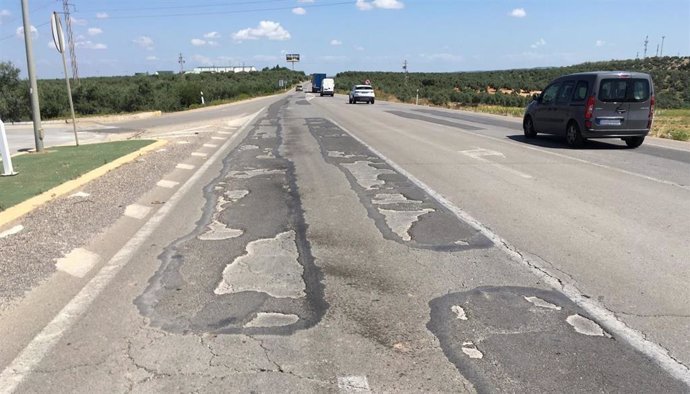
[133,36,154,50]
[16,25,38,39]
[146,56,158,61]
[88,28,103,36]
[204,31,221,39]
[596,40,606,47]
[96,12,109,19]
[357,0,404,10]
[330,39,342,46]
[0,9,11,23]
[530,38,546,49]
[191,38,206,46]
[69,16,87,26]
[510,8,526,18]
[232,21,291,41]
[354,45,365,51]
[292,7,307,15]
[76,40,107,50]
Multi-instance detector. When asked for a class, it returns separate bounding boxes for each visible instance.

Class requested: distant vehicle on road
[296,84,303,92]
[349,85,375,104]
[312,73,327,93]
[523,71,654,148]
[321,78,335,97]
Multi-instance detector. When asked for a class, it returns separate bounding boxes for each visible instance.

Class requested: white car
[349,85,375,104]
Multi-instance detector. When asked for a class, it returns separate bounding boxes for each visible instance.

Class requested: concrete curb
[0,139,168,228]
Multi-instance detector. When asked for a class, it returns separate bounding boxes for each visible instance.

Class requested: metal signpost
[0,118,17,176]
[286,54,300,70]
[51,11,79,147]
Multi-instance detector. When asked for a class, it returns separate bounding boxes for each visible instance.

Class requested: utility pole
[178,53,185,73]
[643,35,649,58]
[20,0,44,152]
[660,36,666,57]
[655,44,659,57]
[63,0,79,85]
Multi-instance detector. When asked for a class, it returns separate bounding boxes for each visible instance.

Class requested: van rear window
[599,79,650,102]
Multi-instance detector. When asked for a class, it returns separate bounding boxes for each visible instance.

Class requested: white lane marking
[524,296,561,310]
[217,131,233,135]
[176,141,190,145]
[0,107,265,393]
[211,136,225,140]
[176,163,195,170]
[567,314,611,338]
[124,204,152,220]
[55,248,100,278]
[203,143,218,148]
[0,225,24,239]
[305,93,315,102]
[337,376,371,393]
[328,118,690,385]
[460,148,533,179]
[191,152,208,157]
[156,148,167,152]
[69,191,90,198]
[156,180,179,189]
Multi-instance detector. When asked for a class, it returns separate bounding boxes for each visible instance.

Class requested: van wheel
[523,116,537,138]
[623,136,645,148]
[565,122,584,148]
[371,99,375,104]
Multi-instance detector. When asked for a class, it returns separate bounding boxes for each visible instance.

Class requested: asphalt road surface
[0,91,688,393]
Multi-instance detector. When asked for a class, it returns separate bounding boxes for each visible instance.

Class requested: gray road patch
[306,118,491,251]
[427,286,686,393]
[136,100,327,335]
[386,110,484,131]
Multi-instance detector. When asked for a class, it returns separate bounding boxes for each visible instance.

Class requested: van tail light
[584,95,595,129]
[647,95,655,128]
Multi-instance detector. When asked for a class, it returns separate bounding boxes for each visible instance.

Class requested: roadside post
[51,11,79,147]
[200,91,205,105]
[416,89,419,105]
[0,118,17,176]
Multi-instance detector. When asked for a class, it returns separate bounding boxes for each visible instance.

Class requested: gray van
[523,71,655,148]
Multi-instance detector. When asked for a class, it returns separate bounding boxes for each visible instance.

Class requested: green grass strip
[0,140,154,211]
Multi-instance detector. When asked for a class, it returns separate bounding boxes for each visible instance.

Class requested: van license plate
[600,119,621,126]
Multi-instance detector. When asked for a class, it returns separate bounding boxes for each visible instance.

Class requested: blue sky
[1,0,689,78]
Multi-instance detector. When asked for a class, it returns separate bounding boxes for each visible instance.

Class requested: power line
[77,0,296,13]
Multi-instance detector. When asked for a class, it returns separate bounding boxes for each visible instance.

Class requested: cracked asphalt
[1,92,688,392]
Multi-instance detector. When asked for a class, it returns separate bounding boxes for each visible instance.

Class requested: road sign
[286,54,300,62]
[50,12,65,54]
[364,79,371,85]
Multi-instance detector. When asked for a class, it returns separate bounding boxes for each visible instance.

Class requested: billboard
[286,54,300,62]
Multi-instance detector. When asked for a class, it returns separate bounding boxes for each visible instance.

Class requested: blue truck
[312,73,327,93]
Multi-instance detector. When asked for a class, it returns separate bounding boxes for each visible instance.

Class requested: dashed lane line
[124,204,152,220]
[191,152,208,157]
[337,376,371,393]
[176,164,196,170]
[0,107,264,394]
[156,180,180,189]
[55,248,100,279]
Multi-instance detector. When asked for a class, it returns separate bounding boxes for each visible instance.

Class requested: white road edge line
[0,108,265,394]
[328,118,690,386]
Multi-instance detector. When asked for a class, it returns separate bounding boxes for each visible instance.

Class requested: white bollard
[0,118,17,176]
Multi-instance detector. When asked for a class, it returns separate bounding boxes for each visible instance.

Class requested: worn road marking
[328,118,690,385]
[460,148,533,179]
[156,180,179,189]
[524,296,561,310]
[0,107,265,394]
[69,191,90,198]
[124,204,152,220]
[191,152,208,157]
[203,143,218,148]
[567,314,611,337]
[0,225,24,239]
[55,248,100,278]
[176,163,195,170]
[217,131,233,135]
[337,376,371,393]
[211,136,225,140]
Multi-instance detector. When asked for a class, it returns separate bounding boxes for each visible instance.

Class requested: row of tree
[0,63,305,122]
[335,56,690,109]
